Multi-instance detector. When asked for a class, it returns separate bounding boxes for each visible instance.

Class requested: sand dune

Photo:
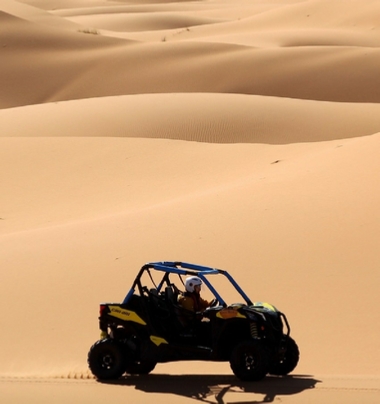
[2,0,380,109]
[2,93,380,143]
[1,0,380,402]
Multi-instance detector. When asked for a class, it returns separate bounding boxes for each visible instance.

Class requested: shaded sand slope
[1,0,79,29]
[1,134,380,377]
[0,5,132,109]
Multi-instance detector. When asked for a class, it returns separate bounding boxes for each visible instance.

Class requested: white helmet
[185,276,202,293]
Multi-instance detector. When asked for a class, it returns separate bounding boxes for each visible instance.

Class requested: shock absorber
[250,322,259,338]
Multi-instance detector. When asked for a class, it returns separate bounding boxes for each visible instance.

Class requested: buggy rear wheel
[230,340,270,381]
[88,339,126,380]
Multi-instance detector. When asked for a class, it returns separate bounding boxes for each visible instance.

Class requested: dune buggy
[88,261,299,381]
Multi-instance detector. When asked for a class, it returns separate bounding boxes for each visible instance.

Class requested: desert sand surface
[1,0,380,402]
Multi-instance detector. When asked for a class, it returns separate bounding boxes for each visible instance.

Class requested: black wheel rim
[100,352,116,369]
[243,352,258,371]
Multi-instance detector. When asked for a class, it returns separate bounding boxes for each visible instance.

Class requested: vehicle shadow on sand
[100,374,320,403]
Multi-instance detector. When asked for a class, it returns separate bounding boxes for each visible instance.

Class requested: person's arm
[199,296,212,311]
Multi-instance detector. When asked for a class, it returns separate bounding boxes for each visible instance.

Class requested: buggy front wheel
[269,336,300,376]
[230,340,270,381]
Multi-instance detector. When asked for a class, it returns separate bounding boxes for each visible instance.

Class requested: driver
[178,276,212,313]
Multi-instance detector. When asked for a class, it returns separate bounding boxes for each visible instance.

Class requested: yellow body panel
[108,305,147,325]
[216,307,246,319]
[252,302,277,312]
[150,336,169,346]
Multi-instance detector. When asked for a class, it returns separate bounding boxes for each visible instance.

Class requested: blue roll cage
[122,261,253,307]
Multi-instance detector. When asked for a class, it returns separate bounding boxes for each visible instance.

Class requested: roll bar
[122,261,252,306]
